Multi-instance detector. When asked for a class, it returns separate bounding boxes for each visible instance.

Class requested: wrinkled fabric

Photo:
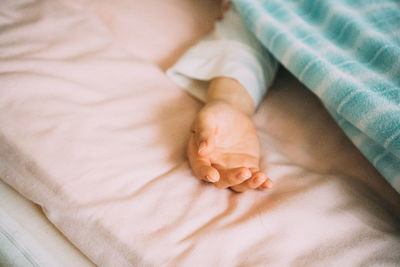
[0,0,399,266]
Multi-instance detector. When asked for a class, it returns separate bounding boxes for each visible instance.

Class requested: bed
[1,0,399,266]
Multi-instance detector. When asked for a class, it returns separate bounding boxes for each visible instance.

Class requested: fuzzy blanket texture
[234,0,400,192]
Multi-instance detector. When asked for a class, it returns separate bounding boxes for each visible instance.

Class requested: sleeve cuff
[166,39,277,107]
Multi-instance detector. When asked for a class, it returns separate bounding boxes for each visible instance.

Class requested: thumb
[193,110,217,156]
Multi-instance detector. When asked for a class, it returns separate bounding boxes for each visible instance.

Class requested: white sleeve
[166,5,278,107]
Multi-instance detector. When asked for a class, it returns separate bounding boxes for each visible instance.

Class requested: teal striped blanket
[233,0,400,193]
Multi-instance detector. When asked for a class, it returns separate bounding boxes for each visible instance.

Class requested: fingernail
[239,172,251,180]
[254,176,265,184]
[265,179,274,188]
[198,141,207,153]
[206,175,218,183]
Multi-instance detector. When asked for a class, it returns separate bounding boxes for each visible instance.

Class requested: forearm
[206,76,255,116]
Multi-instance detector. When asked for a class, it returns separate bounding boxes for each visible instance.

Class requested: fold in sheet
[0,0,399,266]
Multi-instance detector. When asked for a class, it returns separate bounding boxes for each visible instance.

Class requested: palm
[205,103,260,171]
[188,101,271,192]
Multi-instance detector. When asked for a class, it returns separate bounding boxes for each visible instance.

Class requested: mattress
[0,180,94,266]
[1,0,399,266]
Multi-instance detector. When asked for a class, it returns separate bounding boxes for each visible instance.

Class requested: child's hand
[187,101,273,192]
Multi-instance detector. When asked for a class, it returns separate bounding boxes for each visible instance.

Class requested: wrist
[204,100,252,120]
[206,77,255,116]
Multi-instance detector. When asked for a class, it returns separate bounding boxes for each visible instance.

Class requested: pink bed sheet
[1,0,399,265]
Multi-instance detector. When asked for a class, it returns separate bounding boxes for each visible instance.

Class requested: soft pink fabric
[0,0,399,266]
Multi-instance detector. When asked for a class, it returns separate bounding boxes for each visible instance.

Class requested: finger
[194,162,220,183]
[189,153,220,183]
[188,135,220,183]
[214,167,252,189]
[249,167,274,190]
[192,111,216,156]
[211,153,259,169]
[230,171,267,193]
[259,178,274,190]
